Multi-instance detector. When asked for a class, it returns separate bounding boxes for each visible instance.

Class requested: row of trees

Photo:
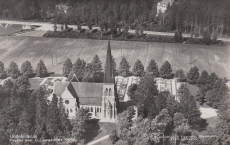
[159,0,230,36]
[62,56,175,83]
[110,75,206,144]
[1,0,229,36]
[0,60,48,79]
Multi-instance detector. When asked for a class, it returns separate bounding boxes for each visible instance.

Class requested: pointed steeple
[104,40,114,83]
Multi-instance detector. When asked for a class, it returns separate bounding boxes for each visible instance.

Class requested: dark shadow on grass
[85,119,100,143]
[118,101,134,114]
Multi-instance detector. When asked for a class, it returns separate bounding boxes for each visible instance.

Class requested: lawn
[86,121,116,144]
[0,36,229,79]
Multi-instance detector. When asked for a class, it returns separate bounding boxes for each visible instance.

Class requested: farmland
[0,36,229,78]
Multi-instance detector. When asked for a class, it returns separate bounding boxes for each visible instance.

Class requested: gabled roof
[53,81,69,96]
[71,82,105,106]
[53,81,114,106]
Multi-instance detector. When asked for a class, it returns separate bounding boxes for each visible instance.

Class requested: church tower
[104,40,114,83]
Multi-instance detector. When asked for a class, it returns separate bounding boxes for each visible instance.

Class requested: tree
[83,55,104,83]
[118,57,131,77]
[131,75,159,118]
[62,58,73,77]
[178,84,202,130]
[15,110,31,135]
[159,61,173,79]
[7,61,20,79]
[187,66,199,84]
[146,59,159,77]
[21,60,34,78]
[46,95,62,138]
[116,106,135,141]
[203,29,211,45]
[72,108,91,143]
[175,69,187,82]
[0,61,7,79]
[174,30,182,42]
[69,58,86,81]
[34,87,48,139]
[132,59,145,77]
[35,60,48,78]
[198,70,209,86]
[206,78,228,109]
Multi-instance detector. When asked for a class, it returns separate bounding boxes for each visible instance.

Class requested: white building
[157,0,174,15]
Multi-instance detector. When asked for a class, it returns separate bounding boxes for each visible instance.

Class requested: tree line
[1,0,229,36]
[0,60,48,79]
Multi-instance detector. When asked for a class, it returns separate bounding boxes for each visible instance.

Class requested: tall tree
[7,61,20,79]
[35,60,48,78]
[187,66,200,84]
[69,58,86,82]
[131,74,158,118]
[21,60,34,78]
[146,59,159,77]
[118,57,131,77]
[46,95,62,138]
[34,87,48,139]
[132,59,145,77]
[72,108,91,144]
[178,84,202,130]
[0,61,7,79]
[62,58,73,77]
[198,70,209,86]
[159,61,173,79]
[175,69,187,82]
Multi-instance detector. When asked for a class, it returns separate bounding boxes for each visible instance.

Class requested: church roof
[71,82,104,106]
[53,81,114,106]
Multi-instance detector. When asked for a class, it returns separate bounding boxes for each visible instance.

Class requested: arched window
[105,88,108,96]
[91,107,93,112]
[70,109,73,113]
[109,88,112,96]
[66,109,69,113]
[97,108,99,112]
[100,108,101,113]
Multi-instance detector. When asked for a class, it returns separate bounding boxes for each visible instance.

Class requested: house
[157,0,174,15]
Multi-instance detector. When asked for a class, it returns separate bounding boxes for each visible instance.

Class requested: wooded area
[0,0,229,36]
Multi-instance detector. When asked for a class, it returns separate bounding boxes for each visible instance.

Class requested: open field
[0,36,229,78]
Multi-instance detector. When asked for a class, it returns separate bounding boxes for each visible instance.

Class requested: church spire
[104,40,114,83]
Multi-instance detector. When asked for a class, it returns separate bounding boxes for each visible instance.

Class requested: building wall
[61,88,77,118]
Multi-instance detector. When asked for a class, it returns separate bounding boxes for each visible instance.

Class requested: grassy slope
[0,36,229,78]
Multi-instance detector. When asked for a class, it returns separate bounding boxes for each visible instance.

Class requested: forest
[0,0,229,36]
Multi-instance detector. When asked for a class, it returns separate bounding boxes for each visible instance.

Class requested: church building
[49,41,118,120]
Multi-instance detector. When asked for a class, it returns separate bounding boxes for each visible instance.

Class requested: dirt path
[87,135,110,145]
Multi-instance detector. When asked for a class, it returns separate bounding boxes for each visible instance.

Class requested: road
[1,20,229,41]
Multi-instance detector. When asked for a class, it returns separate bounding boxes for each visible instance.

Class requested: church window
[65,100,69,104]
[70,109,73,113]
[97,108,99,112]
[105,88,108,96]
[109,88,112,96]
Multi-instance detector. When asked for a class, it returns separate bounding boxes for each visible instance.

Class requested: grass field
[0,36,229,78]
[0,24,22,35]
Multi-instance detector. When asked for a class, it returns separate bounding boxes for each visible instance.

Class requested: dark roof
[29,78,44,90]
[53,81,114,106]
[53,81,69,96]
[71,82,104,106]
